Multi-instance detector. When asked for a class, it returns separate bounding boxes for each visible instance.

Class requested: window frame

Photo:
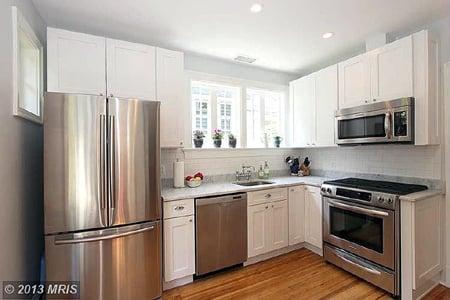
[187,71,289,149]
[12,6,44,124]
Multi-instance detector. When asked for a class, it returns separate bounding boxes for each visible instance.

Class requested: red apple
[185,175,193,181]
[194,172,204,180]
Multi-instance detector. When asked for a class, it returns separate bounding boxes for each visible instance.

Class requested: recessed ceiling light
[322,32,334,39]
[250,3,263,13]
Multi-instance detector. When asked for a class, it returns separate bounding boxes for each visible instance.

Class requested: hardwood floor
[164,248,449,300]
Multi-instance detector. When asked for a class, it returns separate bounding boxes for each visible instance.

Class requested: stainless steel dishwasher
[195,193,247,276]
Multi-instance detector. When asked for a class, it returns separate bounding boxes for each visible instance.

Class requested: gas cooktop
[323,178,428,195]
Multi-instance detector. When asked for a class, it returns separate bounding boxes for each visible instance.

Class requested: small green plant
[228,133,236,140]
[193,130,205,139]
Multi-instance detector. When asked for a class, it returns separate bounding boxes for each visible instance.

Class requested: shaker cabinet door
[47,28,106,95]
[338,53,371,109]
[271,200,289,251]
[288,186,305,245]
[305,186,323,250]
[157,48,185,148]
[370,36,413,102]
[164,216,195,282]
[248,203,271,258]
[106,38,156,100]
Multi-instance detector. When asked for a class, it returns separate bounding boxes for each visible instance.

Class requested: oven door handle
[328,199,389,217]
[335,251,382,276]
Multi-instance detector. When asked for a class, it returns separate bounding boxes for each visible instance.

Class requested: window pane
[191,82,211,139]
[246,88,284,148]
[19,30,40,115]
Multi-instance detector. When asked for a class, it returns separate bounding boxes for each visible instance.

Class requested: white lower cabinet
[163,201,195,282]
[304,186,323,249]
[247,203,271,257]
[247,188,288,258]
[288,186,305,245]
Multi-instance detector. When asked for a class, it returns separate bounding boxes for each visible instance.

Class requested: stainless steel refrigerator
[43,92,162,300]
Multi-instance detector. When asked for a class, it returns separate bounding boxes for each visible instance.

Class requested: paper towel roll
[173,159,185,188]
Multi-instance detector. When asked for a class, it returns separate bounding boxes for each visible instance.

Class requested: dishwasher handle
[196,193,247,206]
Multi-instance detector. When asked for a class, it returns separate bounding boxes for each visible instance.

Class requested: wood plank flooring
[163,248,449,300]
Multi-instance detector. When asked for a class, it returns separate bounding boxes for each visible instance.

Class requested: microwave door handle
[385,111,392,139]
[335,252,382,275]
[328,199,389,217]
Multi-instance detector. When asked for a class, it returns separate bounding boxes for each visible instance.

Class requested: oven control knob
[377,197,384,202]
[387,198,393,204]
[321,187,326,193]
[326,188,332,193]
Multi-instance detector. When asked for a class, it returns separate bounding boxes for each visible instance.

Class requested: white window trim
[12,6,44,124]
[186,71,289,149]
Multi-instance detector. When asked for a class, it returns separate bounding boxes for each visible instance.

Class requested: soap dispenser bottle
[263,160,270,179]
[258,165,265,179]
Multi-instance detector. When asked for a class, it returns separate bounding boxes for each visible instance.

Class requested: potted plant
[212,129,224,148]
[273,136,283,148]
[228,133,237,148]
[193,130,205,148]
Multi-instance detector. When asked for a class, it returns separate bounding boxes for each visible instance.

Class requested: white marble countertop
[162,176,330,201]
[399,189,444,202]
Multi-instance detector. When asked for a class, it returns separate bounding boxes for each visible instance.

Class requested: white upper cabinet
[47,28,106,95]
[157,48,185,148]
[291,74,315,147]
[288,186,305,246]
[315,65,338,147]
[370,36,413,102]
[291,65,337,147]
[412,30,440,145]
[106,38,156,100]
[338,53,371,108]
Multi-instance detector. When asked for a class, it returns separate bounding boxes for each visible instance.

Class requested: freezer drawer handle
[54,224,155,245]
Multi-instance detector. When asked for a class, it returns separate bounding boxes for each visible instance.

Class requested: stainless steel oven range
[321,178,427,296]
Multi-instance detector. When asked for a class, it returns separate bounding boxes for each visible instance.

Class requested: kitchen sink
[234,180,274,186]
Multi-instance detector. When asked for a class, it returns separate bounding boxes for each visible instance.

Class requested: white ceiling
[32,0,449,75]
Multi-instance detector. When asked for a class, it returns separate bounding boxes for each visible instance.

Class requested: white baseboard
[440,266,450,287]
[163,275,193,291]
[244,242,321,266]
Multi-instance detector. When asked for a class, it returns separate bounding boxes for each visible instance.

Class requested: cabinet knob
[99,93,104,96]
[272,204,274,208]
[174,205,185,211]
[372,99,376,102]
[110,94,114,97]
[189,218,193,222]
[365,100,368,103]
[265,205,268,209]
[265,193,272,198]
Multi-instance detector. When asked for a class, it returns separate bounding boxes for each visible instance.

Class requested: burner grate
[323,178,427,195]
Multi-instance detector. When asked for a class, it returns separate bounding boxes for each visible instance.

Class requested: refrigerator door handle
[54,222,155,245]
[99,114,107,226]
[108,115,116,226]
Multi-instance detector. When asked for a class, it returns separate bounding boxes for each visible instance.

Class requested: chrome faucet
[235,165,255,182]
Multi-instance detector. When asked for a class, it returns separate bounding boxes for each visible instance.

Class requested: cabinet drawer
[248,188,288,206]
[163,199,194,219]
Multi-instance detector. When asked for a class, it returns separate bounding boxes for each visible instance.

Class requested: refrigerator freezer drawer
[45,221,162,300]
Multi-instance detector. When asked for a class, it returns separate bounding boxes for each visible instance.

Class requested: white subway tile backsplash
[299,145,442,180]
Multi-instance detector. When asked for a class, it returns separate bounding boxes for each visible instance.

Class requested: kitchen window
[191,81,240,147]
[190,77,287,148]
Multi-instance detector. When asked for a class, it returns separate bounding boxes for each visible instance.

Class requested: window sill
[181,147,302,159]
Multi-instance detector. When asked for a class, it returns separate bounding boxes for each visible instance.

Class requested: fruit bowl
[186,178,202,188]
[185,172,204,188]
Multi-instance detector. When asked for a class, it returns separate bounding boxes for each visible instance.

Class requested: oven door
[323,197,395,269]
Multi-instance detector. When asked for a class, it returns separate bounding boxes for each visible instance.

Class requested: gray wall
[0,0,46,283]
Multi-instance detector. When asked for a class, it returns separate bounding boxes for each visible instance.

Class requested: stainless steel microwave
[335,98,414,145]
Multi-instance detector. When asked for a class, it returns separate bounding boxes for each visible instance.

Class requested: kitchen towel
[173,159,185,188]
